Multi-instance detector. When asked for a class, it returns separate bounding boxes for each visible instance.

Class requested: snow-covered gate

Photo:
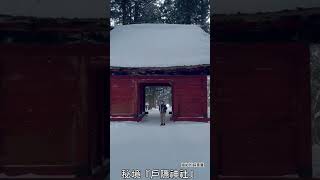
[213,43,312,178]
[0,44,109,178]
[110,75,208,122]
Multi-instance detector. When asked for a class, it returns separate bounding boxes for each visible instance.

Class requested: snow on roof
[110,24,210,67]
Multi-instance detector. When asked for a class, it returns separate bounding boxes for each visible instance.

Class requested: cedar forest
[110,0,210,32]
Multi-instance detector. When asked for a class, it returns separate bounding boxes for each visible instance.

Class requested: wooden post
[75,56,90,176]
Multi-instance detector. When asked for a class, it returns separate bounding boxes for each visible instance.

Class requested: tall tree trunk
[151,88,156,108]
[121,0,128,24]
[128,1,132,24]
[134,1,140,23]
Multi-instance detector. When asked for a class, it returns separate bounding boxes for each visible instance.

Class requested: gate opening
[139,84,172,123]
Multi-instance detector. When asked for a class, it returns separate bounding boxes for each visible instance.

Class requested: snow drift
[110,24,210,67]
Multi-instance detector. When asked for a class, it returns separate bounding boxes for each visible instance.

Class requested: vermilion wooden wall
[212,43,312,178]
[110,75,208,122]
[0,44,108,177]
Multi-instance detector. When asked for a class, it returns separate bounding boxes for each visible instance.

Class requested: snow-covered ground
[110,109,210,180]
[111,24,210,67]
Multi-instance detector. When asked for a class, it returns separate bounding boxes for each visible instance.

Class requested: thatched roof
[111,24,209,68]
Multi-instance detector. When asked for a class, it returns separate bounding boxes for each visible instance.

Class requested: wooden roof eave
[110,65,210,76]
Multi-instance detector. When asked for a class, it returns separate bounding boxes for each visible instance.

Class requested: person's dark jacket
[159,104,167,113]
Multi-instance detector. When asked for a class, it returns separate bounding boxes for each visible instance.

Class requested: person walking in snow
[159,101,167,126]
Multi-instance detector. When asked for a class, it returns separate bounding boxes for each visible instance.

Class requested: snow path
[110,109,210,179]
